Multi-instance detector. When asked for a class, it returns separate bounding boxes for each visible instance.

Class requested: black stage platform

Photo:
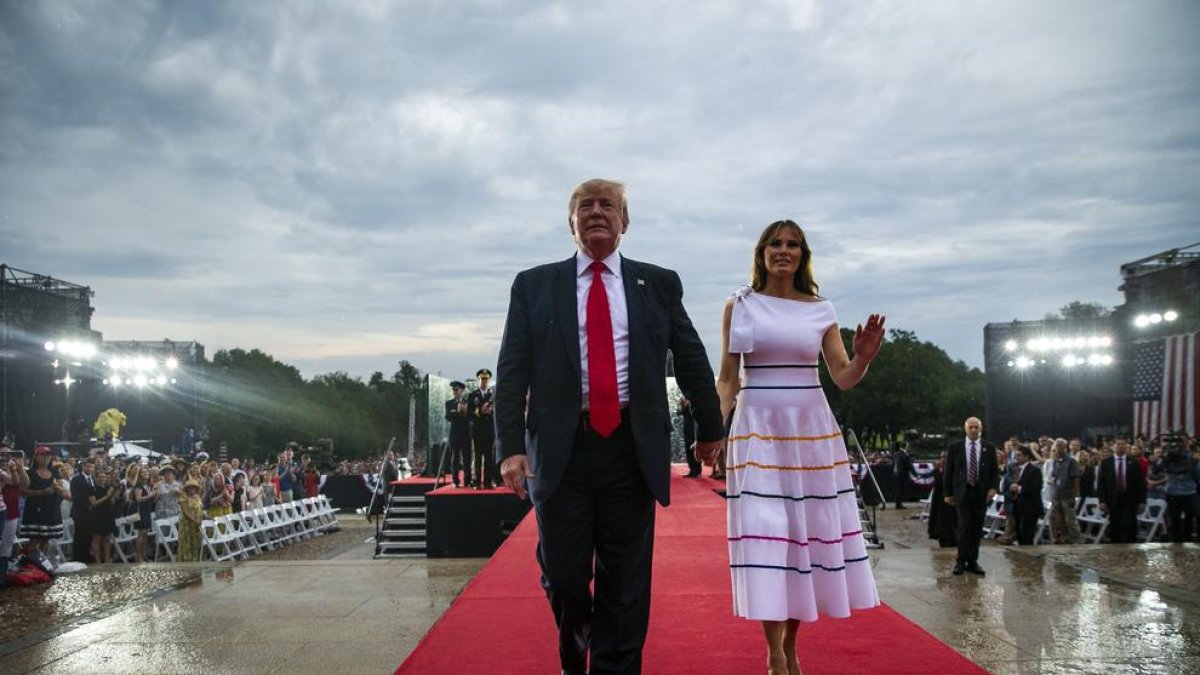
[424,486,532,558]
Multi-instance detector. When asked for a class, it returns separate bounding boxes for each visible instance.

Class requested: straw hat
[184,479,202,492]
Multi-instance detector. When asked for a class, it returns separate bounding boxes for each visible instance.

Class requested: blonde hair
[568,178,629,226]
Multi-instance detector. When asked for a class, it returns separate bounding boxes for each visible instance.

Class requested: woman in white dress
[715,220,886,675]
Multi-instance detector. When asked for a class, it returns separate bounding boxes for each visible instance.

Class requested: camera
[1160,432,1187,458]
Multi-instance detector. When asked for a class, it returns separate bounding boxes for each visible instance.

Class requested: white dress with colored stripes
[726,289,880,621]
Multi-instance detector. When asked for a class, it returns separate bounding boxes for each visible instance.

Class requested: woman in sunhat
[178,479,204,562]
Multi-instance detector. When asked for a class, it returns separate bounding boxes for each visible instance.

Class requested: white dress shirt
[576,251,630,409]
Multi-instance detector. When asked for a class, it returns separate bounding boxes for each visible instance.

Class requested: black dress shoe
[952,562,965,576]
[965,562,986,576]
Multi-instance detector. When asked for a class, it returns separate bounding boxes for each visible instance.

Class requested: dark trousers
[1106,495,1139,543]
[954,485,986,564]
[534,416,655,675]
[71,510,93,563]
[472,429,496,487]
[1166,494,1195,543]
[449,437,472,485]
[683,428,700,476]
[1015,515,1039,545]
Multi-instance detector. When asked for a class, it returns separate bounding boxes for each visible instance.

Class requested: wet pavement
[2,508,1198,674]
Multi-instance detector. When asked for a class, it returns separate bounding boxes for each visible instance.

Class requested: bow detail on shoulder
[729,286,755,354]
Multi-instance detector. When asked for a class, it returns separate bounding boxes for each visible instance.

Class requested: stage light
[166,357,179,370]
[1101,355,1113,365]
[44,341,55,351]
[1063,355,1078,368]
[1015,356,1033,369]
[170,378,177,384]
[1072,337,1086,349]
[133,374,148,387]
[79,343,97,358]
[1004,340,1018,352]
[1099,336,1112,347]
[1150,313,1162,324]
[1164,310,1179,322]
[1007,360,1015,367]
[102,378,110,385]
[155,375,167,385]
[1029,339,1046,351]
[1087,354,1101,366]
[1134,315,1150,328]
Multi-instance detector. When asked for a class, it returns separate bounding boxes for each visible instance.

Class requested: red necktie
[1117,458,1125,491]
[586,262,619,437]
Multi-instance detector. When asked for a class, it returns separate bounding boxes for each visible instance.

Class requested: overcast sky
[2,0,1197,382]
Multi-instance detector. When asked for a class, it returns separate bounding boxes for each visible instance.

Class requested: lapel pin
[637,278,645,286]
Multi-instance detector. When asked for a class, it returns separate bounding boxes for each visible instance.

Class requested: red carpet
[396,466,988,674]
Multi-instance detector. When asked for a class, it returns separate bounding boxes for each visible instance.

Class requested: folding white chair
[1075,497,1109,544]
[51,517,74,564]
[201,518,243,561]
[1034,500,1055,544]
[243,509,275,550]
[111,515,139,563]
[1138,498,1168,543]
[281,501,309,541]
[265,504,296,545]
[981,494,1006,538]
[154,516,180,561]
[917,493,932,522]
[227,512,262,555]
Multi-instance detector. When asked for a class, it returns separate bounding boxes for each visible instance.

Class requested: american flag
[1132,331,1199,439]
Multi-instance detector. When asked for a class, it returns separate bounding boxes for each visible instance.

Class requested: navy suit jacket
[494,253,723,506]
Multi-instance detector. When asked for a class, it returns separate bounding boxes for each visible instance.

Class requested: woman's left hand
[853,314,886,362]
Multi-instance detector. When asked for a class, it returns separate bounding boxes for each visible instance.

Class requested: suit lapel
[621,256,646,373]
[557,256,582,382]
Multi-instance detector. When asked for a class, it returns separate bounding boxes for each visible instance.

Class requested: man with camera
[1156,433,1198,543]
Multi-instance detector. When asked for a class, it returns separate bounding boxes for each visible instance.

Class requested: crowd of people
[1,440,340,583]
[923,432,1199,547]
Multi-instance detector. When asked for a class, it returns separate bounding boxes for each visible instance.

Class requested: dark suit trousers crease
[955,484,987,564]
[449,438,471,484]
[1108,494,1139,543]
[472,428,496,486]
[534,418,655,675]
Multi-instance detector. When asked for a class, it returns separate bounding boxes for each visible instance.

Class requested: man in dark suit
[1097,437,1146,543]
[943,416,999,575]
[69,457,96,563]
[468,369,497,489]
[495,178,725,675]
[1007,445,1044,545]
[444,381,472,487]
[893,443,912,508]
[677,396,701,478]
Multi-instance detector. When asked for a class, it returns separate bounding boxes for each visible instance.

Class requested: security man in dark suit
[677,395,701,478]
[445,381,472,487]
[69,458,96,563]
[495,178,725,675]
[943,416,999,575]
[1007,445,1044,546]
[467,369,497,489]
[1097,437,1146,543]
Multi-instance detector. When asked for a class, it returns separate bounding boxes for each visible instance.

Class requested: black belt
[579,407,631,432]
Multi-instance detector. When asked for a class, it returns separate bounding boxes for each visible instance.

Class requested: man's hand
[693,439,725,467]
[500,454,535,500]
[944,496,956,506]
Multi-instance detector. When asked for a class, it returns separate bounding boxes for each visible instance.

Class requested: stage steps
[375,493,427,558]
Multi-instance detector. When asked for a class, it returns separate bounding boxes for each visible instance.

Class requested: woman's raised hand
[853,314,886,362]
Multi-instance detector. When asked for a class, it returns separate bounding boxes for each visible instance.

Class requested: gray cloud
[2,0,1197,379]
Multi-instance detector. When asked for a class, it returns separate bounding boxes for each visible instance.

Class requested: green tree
[1045,301,1110,321]
[820,327,984,448]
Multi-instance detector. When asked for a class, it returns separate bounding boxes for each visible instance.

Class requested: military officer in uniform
[468,368,497,489]
[444,381,472,487]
